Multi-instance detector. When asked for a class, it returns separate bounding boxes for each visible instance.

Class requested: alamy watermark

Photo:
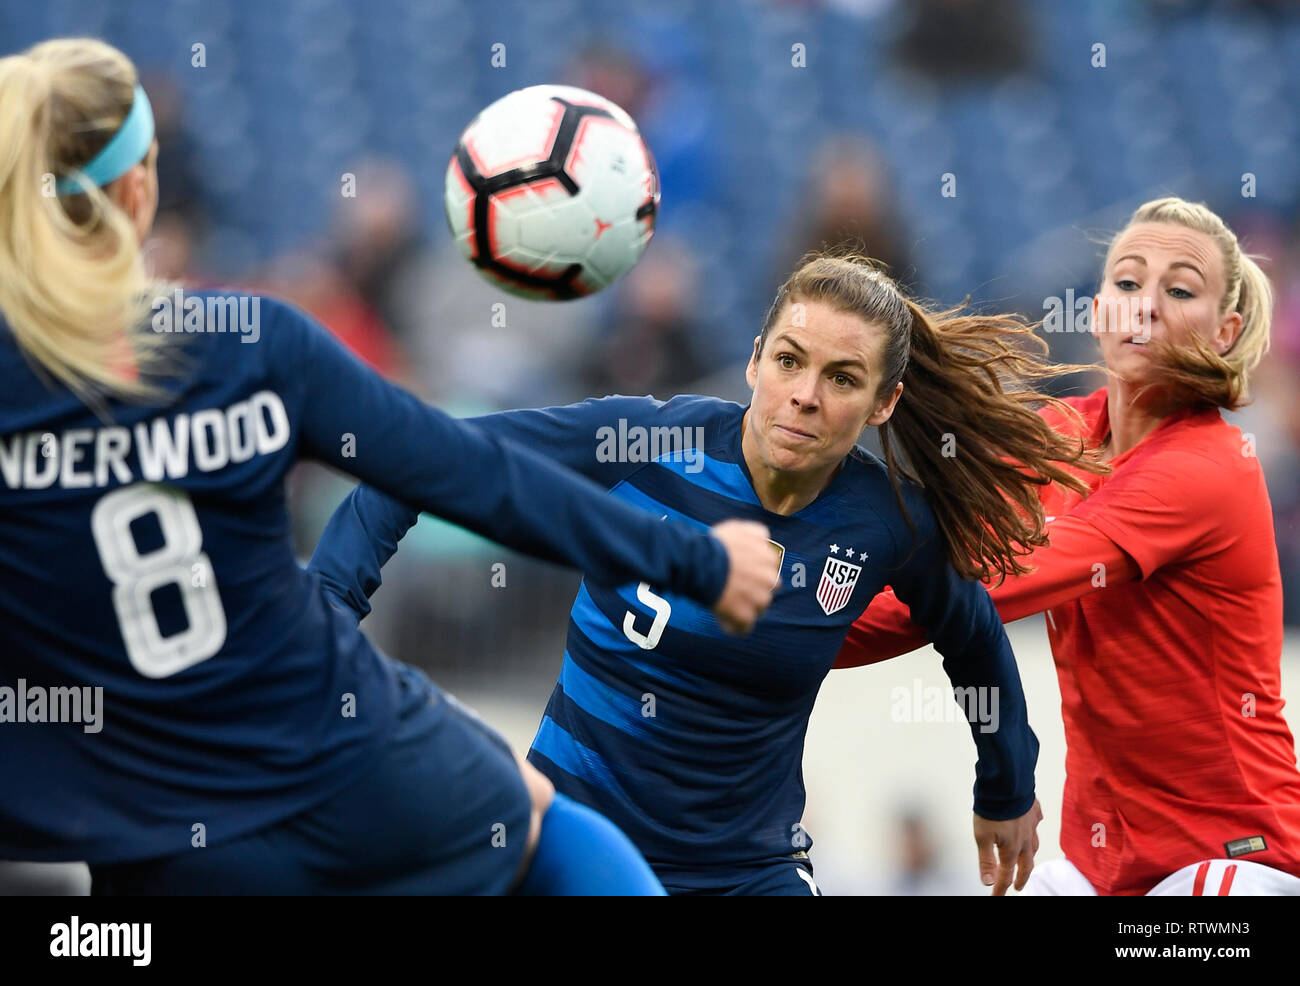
[50,916,150,966]
[1042,290,1153,342]
[890,678,1000,734]
[151,288,261,343]
[595,419,706,473]
[0,679,103,733]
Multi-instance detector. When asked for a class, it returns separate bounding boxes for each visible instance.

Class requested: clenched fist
[709,520,781,635]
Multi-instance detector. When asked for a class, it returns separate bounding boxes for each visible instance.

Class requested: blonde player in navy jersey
[0,38,785,895]
[311,252,1115,895]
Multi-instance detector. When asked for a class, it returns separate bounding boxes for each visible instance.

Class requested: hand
[709,520,780,635]
[973,797,1042,895]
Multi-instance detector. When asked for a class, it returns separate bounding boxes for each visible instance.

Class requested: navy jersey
[311,395,1038,873]
[0,296,733,864]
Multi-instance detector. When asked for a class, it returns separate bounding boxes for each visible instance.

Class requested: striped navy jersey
[0,297,730,864]
[311,395,1038,873]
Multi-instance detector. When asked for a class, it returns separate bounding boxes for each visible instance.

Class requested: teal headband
[56,83,155,196]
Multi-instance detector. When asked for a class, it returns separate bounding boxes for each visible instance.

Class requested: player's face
[744,299,898,476]
[1092,222,1242,383]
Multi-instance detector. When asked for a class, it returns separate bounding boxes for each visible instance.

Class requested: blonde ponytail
[0,38,171,407]
[1234,250,1274,378]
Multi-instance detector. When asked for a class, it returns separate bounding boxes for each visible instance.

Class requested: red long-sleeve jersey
[837,388,1300,895]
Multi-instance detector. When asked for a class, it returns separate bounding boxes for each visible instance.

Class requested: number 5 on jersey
[91,483,228,678]
[622,582,671,650]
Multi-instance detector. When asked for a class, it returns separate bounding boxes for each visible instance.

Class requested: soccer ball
[443,84,660,300]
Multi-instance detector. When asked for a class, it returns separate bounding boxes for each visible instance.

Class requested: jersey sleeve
[265,300,729,607]
[834,588,929,669]
[464,394,717,487]
[308,485,419,623]
[834,515,1140,669]
[886,499,1038,820]
[1068,447,1237,579]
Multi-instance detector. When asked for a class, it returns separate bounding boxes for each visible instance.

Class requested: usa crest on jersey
[816,555,862,616]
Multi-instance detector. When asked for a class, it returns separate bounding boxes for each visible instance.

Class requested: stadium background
[3,0,1299,894]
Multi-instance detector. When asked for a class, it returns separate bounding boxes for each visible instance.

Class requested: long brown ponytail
[761,253,1107,582]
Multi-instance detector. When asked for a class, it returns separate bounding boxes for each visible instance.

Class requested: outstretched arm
[271,305,765,615]
[307,397,656,622]
[887,505,1042,894]
[309,485,419,623]
[835,515,1140,669]
[301,380,777,630]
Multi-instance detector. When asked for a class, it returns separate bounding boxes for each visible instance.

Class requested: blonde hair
[1101,196,1273,411]
[0,37,171,407]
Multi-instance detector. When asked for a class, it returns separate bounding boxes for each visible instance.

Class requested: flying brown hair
[760,252,1108,582]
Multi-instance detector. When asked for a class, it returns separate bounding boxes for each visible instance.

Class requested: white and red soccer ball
[444,84,660,300]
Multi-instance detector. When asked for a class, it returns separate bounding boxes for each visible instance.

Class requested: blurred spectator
[580,238,712,398]
[141,72,209,231]
[265,251,407,381]
[327,155,602,407]
[566,43,653,130]
[400,242,600,407]
[774,135,916,289]
[887,809,975,895]
[564,40,720,234]
[331,158,440,354]
[895,0,1032,80]
[137,74,210,284]
[1229,211,1300,625]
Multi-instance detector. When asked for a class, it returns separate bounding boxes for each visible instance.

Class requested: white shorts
[1020,857,1300,896]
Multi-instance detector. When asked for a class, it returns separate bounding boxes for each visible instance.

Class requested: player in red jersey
[835,197,1300,896]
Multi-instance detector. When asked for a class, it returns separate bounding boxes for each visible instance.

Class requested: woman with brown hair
[837,197,1300,896]
[309,250,1108,894]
